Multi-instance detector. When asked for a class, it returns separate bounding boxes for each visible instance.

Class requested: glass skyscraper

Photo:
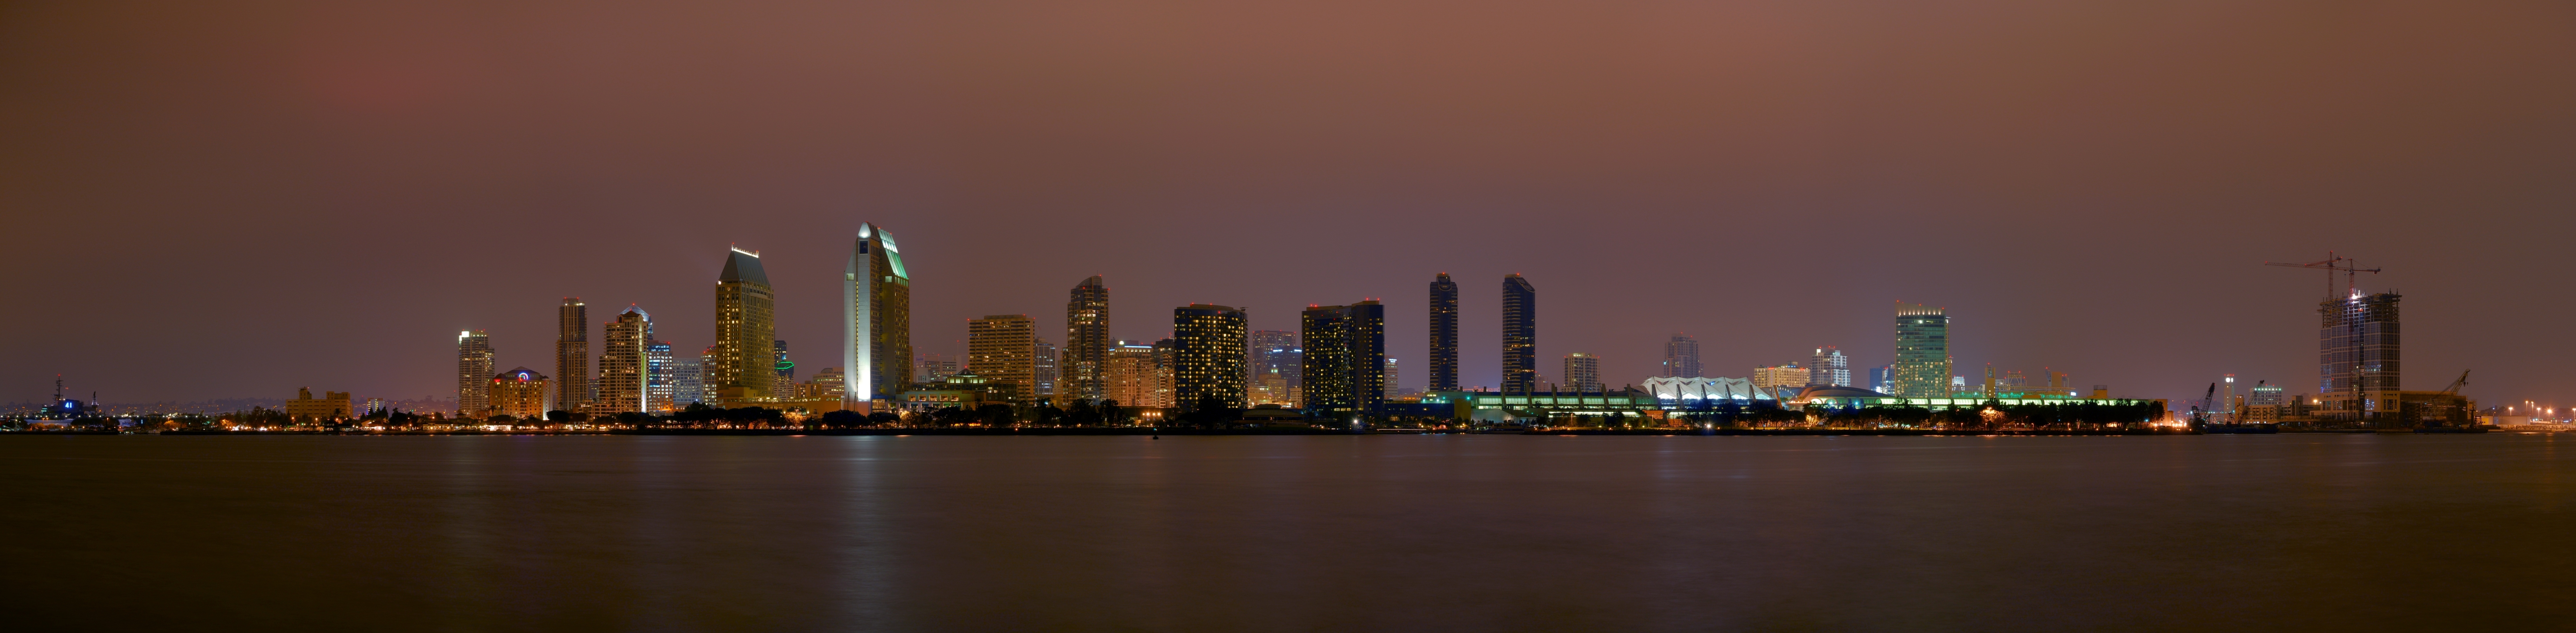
[2320,292,2401,423]
[1892,302,1950,398]
[1501,274,1537,395]
[1428,273,1457,391]
[845,223,912,407]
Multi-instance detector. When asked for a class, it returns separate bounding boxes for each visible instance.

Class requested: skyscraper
[457,330,493,415]
[1501,274,1538,395]
[1105,341,1170,408]
[598,306,651,414]
[1300,301,1384,419]
[646,339,675,412]
[1174,304,1247,411]
[711,247,776,406]
[1384,358,1399,398]
[556,298,588,412]
[1869,365,1894,393]
[2321,292,2401,423]
[1428,273,1458,391]
[1663,334,1701,378]
[845,223,913,407]
[1809,346,1850,387]
[675,346,711,406]
[1247,330,1299,405]
[773,339,793,395]
[1893,302,1951,398]
[967,314,1038,402]
[1066,275,1111,400]
[1562,353,1602,392]
[1033,337,1059,398]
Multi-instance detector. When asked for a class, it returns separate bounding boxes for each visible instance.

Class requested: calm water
[3,434,2571,631]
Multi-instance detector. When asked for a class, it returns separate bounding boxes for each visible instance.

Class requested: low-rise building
[284,387,353,420]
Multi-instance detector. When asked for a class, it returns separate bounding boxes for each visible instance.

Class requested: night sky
[3,1,2570,406]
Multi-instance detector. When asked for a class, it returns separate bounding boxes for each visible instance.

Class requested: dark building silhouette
[1502,274,1537,395]
[1302,301,1386,420]
[1428,273,1458,391]
[556,298,588,412]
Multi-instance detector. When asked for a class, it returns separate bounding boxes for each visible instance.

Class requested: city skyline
[5,3,2570,408]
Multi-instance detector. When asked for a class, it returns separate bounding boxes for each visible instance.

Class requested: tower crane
[2265,251,2385,426]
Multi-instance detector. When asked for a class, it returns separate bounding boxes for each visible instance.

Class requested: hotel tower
[845,223,912,407]
[711,247,776,406]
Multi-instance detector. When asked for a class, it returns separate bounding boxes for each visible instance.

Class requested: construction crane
[2438,369,2470,395]
[2264,251,2382,300]
[2189,383,2215,428]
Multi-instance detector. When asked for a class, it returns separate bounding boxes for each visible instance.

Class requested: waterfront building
[556,298,588,412]
[2320,292,2401,423]
[1300,301,1384,419]
[967,314,1039,402]
[1502,274,1538,395]
[488,367,549,420]
[1752,364,1805,394]
[1033,338,1059,397]
[457,330,493,416]
[675,347,711,406]
[710,247,777,406]
[1174,304,1248,410]
[1643,377,1776,403]
[1562,353,1602,392]
[646,339,675,412]
[845,223,914,407]
[898,370,1017,414]
[597,306,652,413]
[796,367,849,401]
[1066,275,1111,400]
[1809,346,1850,387]
[2245,380,2285,423]
[1892,302,1952,398]
[285,387,353,420]
[1429,273,1458,391]
[1664,334,1702,379]
[1105,342,1172,408]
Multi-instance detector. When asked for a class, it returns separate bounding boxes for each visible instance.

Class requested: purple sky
[3,1,2571,406]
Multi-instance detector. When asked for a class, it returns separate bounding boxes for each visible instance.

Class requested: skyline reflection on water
[4,434,2570,631]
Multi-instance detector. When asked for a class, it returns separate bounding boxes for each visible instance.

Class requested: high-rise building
[1502,274,1538,395]
[917,354,959,383]
[1753,363,1805,393]
[488,367,549,420]
[1300,301,1384,419]
[1384,358,1399,398]
[1868,365,1894,393]
[676,347,710,406]
[773,339,794,396]
[2320,292,2401,423]
[1105,341,1172,408]
[711,247,777,407]
[1808,346,1850,387]
[1562,353,1602,392]
[597,306,652,414]
[845,223,913,406]
[1033,338,1059,398]
[1174,304,1247,411]
[1429,273,1458,391]
[556,299,588,412]
[1664,334,1702,378]
[646,339,675,412]
[457,330,493,415]
[1248,330,1300,403]
[1066,275,1111,400]
[1892,302,1951,398]
[967,314,1038,402]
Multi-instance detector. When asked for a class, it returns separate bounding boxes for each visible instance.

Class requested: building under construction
[2318,292,2401,423]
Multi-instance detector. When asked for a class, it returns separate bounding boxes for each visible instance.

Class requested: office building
[646,339,675,412]
[918,354,959,383]
[1869,365,1894,394]
[1248,330,1299,406]
[1502,274,1538,395]
[710,247,777,406]
[1664,334,1702,379]
[1892,302,1951,397]
[556,298,588,412]
[2320,292,2401,423]
[676,347,712,406]
[457,330,493,415]
[1429,273,1458,391]
[598,306,652,414]
[1809,346,1850,387]
[1300,301,1384,419]
[1174,304,1248,410]
[1385,358,1400,398]
[967,314,1039,402]
[285,387,354,420]
[845,223,914,406]
[1033,338,1059,397]
[1105,341,1172,408]
[488,367,549,420]
[1066,275,1111,400]
[1753,364,1805,393]
[1562,353,1602,392]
